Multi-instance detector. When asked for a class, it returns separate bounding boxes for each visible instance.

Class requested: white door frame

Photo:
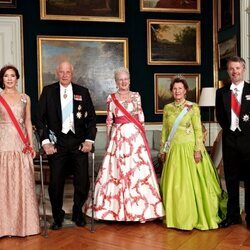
[0,14,24,92]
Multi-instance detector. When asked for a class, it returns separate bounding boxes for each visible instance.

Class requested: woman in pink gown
[0,65,40,237]
[84,67,164,222]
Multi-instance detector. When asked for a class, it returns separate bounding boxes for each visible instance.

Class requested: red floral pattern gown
[84,92,164,221]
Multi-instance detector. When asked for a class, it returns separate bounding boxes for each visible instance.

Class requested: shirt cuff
[42,139,51,146]
[85,139,94,143]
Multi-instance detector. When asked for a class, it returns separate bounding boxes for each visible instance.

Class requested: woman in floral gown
[0,65,40,237]
[84,67,164,222]
[159,76,226,230]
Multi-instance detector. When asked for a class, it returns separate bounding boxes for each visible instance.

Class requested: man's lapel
[240,82,250,117]
[54,82,62,123]
[222,86,231,122]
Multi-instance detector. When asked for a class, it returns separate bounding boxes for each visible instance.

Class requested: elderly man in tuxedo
[216,56,250,228]
[36,61,96,230]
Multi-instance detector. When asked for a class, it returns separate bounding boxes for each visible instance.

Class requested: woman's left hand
[194,151,202,163]
[31,150,37,159]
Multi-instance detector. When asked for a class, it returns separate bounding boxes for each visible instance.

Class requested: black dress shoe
[51,210,65,230]
[72,214,86,227]
[219,217,242,228]
[51,221,62,230]
[74,218,86,227]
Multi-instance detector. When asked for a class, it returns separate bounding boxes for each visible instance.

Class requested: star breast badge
[243,114,249,122]
[76,112,82,119]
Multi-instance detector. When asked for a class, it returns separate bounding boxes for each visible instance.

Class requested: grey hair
[114,67,130,80]
[56,61,74,72]
[227,56,246,69]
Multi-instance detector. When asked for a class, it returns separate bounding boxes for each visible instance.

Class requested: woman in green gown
[160,76,226,230]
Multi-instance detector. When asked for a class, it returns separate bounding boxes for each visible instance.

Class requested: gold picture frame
[40,0,125,23]
[140,0,200,13]
[0,0,16,8]
[37,36,129,115]
[147,19,201,65]
[154,73,200,114]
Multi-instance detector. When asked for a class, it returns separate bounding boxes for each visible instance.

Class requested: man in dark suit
[36,61,96,230]
[216,56,250,228]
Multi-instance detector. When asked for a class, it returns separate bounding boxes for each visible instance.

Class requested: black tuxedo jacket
[36,82,96,142]
[216,81,250,134]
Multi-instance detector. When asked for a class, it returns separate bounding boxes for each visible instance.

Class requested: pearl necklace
[117,90,129,95]
[117,90,130,100]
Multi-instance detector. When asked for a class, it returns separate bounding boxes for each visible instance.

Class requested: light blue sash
[62,99,73,123]
[163,101,192,153]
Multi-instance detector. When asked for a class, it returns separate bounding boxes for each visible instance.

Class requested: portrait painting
[154,73,200,114]
[37,36,128,114]
[40,0,125,22]
[147,19,201,65]
[140,0,200,13]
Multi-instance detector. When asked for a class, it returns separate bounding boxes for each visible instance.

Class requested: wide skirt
[84,123,164,221]
[160,142,226,230]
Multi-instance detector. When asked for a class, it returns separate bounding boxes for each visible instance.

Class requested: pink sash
[111,93,152,162]
[0,95,32,153]
[115,115,139,124]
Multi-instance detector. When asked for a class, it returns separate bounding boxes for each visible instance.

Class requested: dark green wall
[0,1,239,124]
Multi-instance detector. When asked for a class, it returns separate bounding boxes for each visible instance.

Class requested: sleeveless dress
[0,93,40,237]
[160,101,226,230]
[84,92,164,221]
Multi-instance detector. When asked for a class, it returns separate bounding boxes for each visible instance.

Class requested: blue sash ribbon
[163,101,192,153]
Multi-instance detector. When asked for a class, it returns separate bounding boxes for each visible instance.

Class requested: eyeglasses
[117,78,130,82]
[58,71,72,76]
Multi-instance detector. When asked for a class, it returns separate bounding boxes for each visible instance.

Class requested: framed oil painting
[154,73,200,114]
[40,0,125,22]
[0,0,16,8]
[218,0,234,31]
[37,36,129,114]
[218,36,237,70]
[140,0,200,13]
[147,19,201,65]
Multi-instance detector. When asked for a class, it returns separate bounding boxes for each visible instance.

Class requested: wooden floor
[1,218,250,250]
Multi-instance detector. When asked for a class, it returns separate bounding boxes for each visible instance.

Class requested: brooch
[84,111,88,118]
[77,104,82,111]
[76,112,82,119]
[243,114,250,122]
[184,103,193,111]
[21,97,27,103]
[246,95,250,100]
[74,94,82,101]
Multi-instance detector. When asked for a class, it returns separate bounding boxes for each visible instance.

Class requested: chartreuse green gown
[160,100,226,230]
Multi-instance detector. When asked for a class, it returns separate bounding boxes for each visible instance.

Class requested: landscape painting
[147,19,201,65]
